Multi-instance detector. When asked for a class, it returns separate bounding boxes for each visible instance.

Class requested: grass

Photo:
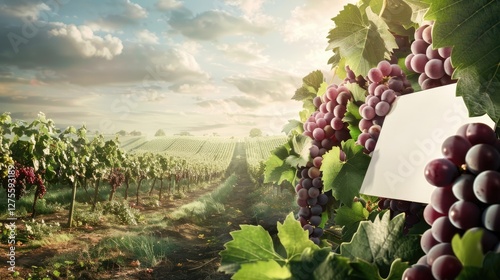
[169,173,237,222]
[92,234,175,267]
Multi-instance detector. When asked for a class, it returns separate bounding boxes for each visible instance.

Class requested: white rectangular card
[359,84,495,204]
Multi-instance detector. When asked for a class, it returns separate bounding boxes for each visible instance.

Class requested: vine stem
[379,0,387,18]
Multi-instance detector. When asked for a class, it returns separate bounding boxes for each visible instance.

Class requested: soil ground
[0,142,288,279]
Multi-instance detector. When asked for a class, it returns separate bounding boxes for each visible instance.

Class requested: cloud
[282,0,346,43]
[156,0,182,11]
[48,24,123,60]
[224,0,264,17]
[88,0,147,32]
[228,95,262,108]
[0,0,51,21]
[217,41,268,64]
[223,67,300,102]
[136,29,159,44]
[167,9,269,40]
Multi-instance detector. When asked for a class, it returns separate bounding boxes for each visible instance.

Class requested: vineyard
[0,113,295,279]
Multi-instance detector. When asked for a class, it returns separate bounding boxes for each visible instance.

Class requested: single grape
[431,255,462,280]
[424,158,460,187]
[308,187,320,199]
[466,144,500,175]
[426,242,454,266]
[309,215,322,226]
[431,186,458,214]
[452,174,479,203]
[368,68,384,83]
[423,203,446,225]
[473,170,500,204]
[432,216,461,242]
[441,135,471,166]
[421,228,439,253]
[425,59,445,80]
[465,123,497,145]
[402,265,434,280]
[482,204,500,232]
[448,200,481,230]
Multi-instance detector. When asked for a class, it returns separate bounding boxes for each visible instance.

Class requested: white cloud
[136,29,159,44]
[168,9,269,41]
[217,41,268,64]
[156,0,182,11]
[282,0,348,43]
[0,1,51,21]
[87,0,147,32]
[49,24,123,60]
[123,0,148,19]
[225,0,264,17]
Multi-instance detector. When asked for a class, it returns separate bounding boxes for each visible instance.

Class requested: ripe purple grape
[424,158,459,187]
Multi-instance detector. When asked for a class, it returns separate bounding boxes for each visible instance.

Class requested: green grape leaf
[404,0,429,25]
[340,212,423,276]
[334,202,369,227]
[317,82,328,97]
[303,70,324,92]
[425,0,500,123]
[281,120,304,136]
[349,258,409,280]
[289,247,333,279]
[345,83,367,103]
[219,224,283,274]
[277,213,319,261]
[313,254,353,280]
[376,0,416,36]
[335,202,370,243]
[285,135,312,168]
[456,252,500,280]
[451,229,484,268]
[292,86,316,101]
[343,100,363,141]
[232,260,291,280]
[264,144,296,185]
[320,139,371,207]
[327,4,398,76]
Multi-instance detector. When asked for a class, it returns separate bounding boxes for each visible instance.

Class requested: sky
[0,0,354,137]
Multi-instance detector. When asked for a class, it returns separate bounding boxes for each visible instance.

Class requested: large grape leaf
[456,252,500,280]
[263,143,295,185]
[320,139,371,207]
[284,134,312,168]
[452,230,485,268]
[232,260,291,280]
[219,224,282,274]
[425,0,500,124]
[340,212,423,277]
[220,213,321,277]
[277,213,319,261]
[281,119,303,136]
[327,4,398,76]
[349,258,409,280]
[404,0,430,25]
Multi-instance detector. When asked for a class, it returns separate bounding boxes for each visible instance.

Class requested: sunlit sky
[0,0,354,137]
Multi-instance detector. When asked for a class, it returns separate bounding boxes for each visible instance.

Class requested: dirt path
[0,142,269,280]
[143,141,264,280]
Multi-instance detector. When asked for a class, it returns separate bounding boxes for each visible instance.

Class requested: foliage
[101,200,141,226]
[223,0,500,279]
[425,0,500,124]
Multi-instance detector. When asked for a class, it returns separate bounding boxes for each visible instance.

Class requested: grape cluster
[108,167,125,192]
[405,22,456,90]
[357,61,413,153]
[297,84,353,244]
[11,163,46,200]
[403,123,500,280]
[344,65,367,88]
[378,198,426,234]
